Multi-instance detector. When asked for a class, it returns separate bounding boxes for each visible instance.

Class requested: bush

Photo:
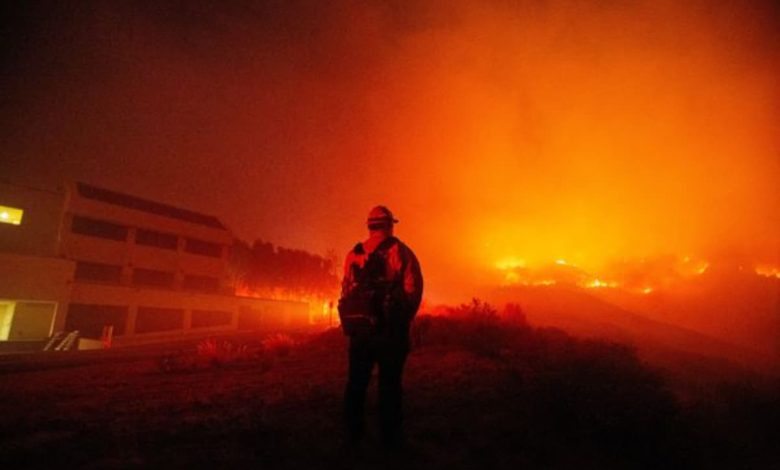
[158,339,260,373]
[197,338,250,365]
[262,333,296,357]
[412,299,683,467]
[501,302,527,326]
[412,299,530,358]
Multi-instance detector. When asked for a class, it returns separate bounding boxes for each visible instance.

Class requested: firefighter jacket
[341,233,423,324]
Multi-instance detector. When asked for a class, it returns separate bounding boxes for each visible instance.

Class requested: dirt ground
[0,322,776,469]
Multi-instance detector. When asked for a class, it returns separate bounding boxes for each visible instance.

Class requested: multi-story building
[0,181,308,350]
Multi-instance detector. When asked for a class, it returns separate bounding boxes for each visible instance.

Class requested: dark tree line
[229,238,339,299]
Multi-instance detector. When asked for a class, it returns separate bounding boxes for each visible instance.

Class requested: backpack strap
[353,237,397,258]
[372,236,398,257]
[364,237,398,284]
[350,237,397,282]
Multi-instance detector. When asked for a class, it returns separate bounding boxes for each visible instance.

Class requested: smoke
[2,0,778,301]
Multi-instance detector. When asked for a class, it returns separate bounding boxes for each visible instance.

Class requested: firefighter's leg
[344,338,374,443]
[377,342,408,447]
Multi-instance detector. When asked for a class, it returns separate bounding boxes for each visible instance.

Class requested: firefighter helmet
[366,205,398,226]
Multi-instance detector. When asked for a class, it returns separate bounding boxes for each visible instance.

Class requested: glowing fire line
[493,255,739,294]
[756,265,780,279]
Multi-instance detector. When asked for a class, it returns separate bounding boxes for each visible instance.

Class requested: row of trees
[229,239,340,300]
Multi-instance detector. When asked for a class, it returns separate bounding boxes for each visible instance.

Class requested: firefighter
[339,205,423,449]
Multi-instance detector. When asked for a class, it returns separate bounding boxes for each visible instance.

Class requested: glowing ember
[503,271,520,285]
[755,265,780,279]
[585,279,619,289]
[495,257,527,271]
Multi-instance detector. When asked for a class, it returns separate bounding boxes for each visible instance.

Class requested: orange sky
[2,0,778,301]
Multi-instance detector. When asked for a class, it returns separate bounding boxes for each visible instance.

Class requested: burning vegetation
[493,254,714,293]
[230,238,339,305]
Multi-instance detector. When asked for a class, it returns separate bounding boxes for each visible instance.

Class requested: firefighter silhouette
[338,205,423,448]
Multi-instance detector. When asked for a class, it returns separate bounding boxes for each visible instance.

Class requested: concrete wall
[0,253,75,304]
[0,181,311,348]
[66,283,310,343]
[66,183,232,244]
[62,182,233,293]
[0,182,66,257]
[236,296,310,332]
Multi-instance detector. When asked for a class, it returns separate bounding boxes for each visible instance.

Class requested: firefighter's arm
[340,250,355,299]
[401,248,423,317]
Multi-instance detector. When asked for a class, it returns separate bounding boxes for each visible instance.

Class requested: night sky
[2,0,778,301]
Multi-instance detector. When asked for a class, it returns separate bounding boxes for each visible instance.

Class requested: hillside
[486,283,775,374]
[593,269,779,359]
[1,312,777,468]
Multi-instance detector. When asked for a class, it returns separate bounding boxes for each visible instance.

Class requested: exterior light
[0,205,23,225]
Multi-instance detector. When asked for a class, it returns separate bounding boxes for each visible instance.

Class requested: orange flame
[495,255,714,294]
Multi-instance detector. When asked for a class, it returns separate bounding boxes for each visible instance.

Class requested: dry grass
[262,333,297,357]
[157,338,261,373]
[1,306,777,469]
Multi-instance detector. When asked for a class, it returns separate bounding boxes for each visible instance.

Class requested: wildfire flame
[755,264,780,279]
[494,254,720,294]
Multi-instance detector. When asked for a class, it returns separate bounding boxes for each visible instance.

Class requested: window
[191,310,232,328]
[0,205,23,225]
[185,238,222,257]
[182,275,220,292]
[66,304,128,338]
[71,216,128,241]
[135,307,183,333]
[77,182,225,228]
[135,228,178,250]
[74,262,123,283]
[131,268,175,288]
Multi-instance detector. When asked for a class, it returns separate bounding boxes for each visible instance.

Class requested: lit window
[0,205,23,225]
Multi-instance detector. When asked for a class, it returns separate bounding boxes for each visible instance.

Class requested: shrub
[412,299,683,466]
[157,339,257,373]
[448,298,501,322]
[197,338,250,366]
[501,302,527,326]
[262,333,296,357]
[413,299,519,358]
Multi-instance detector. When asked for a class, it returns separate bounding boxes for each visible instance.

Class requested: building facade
[0,181,308,349]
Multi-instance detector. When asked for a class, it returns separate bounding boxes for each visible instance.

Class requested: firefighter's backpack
[338,236,398,336]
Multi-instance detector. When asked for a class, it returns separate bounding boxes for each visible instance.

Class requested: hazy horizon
[3,0,778,303]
